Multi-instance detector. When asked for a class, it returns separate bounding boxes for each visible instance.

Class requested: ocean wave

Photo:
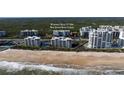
[0,61,123,75]
[0,61,83,75]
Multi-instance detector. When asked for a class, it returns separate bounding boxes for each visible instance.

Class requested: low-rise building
[24,36,41,47]
[51,37,73,48]
[53,30,70,37]
[20,29,38,37]
[0,31,6,37]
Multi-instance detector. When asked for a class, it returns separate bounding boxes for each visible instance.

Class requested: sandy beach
[0,49,124,69]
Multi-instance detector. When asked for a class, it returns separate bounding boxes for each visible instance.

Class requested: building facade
[118,30,124,48]
[88,29,113,48]
[79,26,92,38]
[24,36,41,47]
[87,25,124,48]
[51,37,73,48]
[99,25,120,39]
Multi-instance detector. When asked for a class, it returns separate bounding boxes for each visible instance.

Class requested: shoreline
[0,49,124,69]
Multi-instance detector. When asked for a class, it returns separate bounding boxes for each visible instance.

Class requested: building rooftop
[51,37,72,41]
[21,29,38,32]
[25,36,40,39]
[53,30,70,32]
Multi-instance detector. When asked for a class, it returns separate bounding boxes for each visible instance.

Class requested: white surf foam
[0,61,85,74]
[0,61,123,75]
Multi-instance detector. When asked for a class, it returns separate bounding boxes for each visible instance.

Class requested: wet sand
[0,49,124,69]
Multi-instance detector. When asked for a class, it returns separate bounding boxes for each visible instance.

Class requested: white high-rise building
[79,26,92,38]
[99,25,120,39]
[118,30,124,48]
[87,25,124,48]
[51,37,73,48]
[88,29,113,48]
[24,36,41,47]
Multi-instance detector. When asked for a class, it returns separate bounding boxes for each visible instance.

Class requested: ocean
[0,61,123,75]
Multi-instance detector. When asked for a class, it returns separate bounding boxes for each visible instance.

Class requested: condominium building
[99,25,120,39]
[79,26,92,38]
[53,30,70,37]
[118,30,124,48]
[51,37,73,48]
[87,25,124,48]
[20,29,38,37]
[24,36,41,47]
[88,29,114,48]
